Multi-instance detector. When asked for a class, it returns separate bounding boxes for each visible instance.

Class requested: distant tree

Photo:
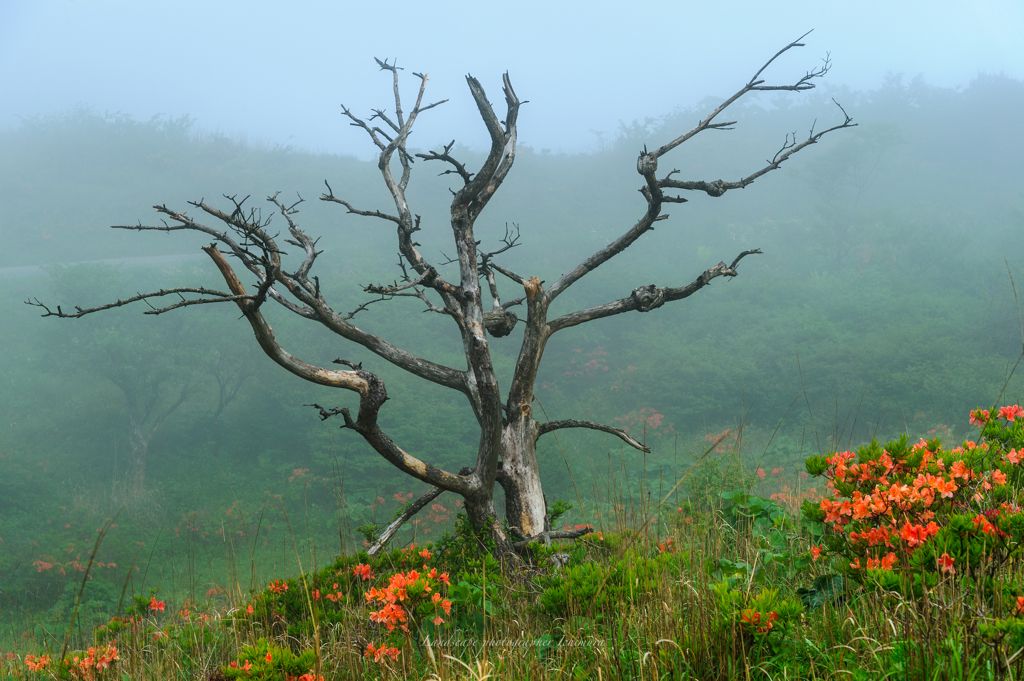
[30,34,854,560]
[45,265,195,491]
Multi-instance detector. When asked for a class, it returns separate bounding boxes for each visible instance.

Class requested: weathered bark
[31,36,855,560]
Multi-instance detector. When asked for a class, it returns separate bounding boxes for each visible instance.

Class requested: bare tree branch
[26,287,249,318]
[489,262,527,286]
[545,32,852,306]
[512,527,593,551]
[537,419,651,453]
[656,101,856,201]
[321,181,401,225]
[415,140,474,184]
[197,243,474,496]
[648,30,827,163]
[548,250,763,333]
[363,465,474,556]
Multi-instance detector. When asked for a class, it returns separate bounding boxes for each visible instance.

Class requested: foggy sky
[2,0,1021,158]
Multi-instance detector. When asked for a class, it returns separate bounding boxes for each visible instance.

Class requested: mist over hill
[0,72,1022,620]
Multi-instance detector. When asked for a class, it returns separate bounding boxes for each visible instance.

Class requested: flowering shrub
[803,405,1024,602]
[24,653,51,672]
[59,645,120,680]
[358,548,452,663]
[14,645,119,679]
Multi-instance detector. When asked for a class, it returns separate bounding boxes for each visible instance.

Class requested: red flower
[148,597,166,612]
[969,409,991,427]
[938,553,955,574]
[741,609,779,633]
[999,405,1024,422]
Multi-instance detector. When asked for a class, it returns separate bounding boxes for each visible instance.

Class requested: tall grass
[4,423,1024,681]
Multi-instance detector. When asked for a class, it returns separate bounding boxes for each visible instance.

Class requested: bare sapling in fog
[29,32,854,560]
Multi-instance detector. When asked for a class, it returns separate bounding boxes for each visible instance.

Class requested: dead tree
[29,33,854,559]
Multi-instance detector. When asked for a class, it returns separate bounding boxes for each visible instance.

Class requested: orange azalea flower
[880,552,899,570]
[1016,596,1024,615]
[868,495,889,514]
[353,564,374,581]
[852,496,872,520]
[950,461,971,480]
[899,522,934,548]
[365,642,401,662]
[886,484,910,504]
[992,469,1008,486]
[148,597,166,612]
[811,545,822,561]
[370,603,409,632]
[935,478,957,498]
[938,553,955,574]
[999,405,1024,422]
[1006,449,1022,465]
[972,515,996,534]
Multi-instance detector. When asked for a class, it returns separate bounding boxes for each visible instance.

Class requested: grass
[4,422,1024,680]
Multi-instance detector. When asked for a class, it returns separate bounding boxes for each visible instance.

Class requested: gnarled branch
[548,249,763,334]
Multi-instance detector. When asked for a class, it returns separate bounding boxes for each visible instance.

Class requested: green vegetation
[4,405,1024,678]
[0,72,1023,677]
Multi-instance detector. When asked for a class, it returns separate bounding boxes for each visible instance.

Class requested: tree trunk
[127,415,149,491]
[499,412,548,539]
[463,492,519,562]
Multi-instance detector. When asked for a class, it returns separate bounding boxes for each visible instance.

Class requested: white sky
[1,0,1021,158]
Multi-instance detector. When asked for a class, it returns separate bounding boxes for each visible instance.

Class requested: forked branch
[546,32,853,305]
[548,249,763,333]
[27,288,249,318]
